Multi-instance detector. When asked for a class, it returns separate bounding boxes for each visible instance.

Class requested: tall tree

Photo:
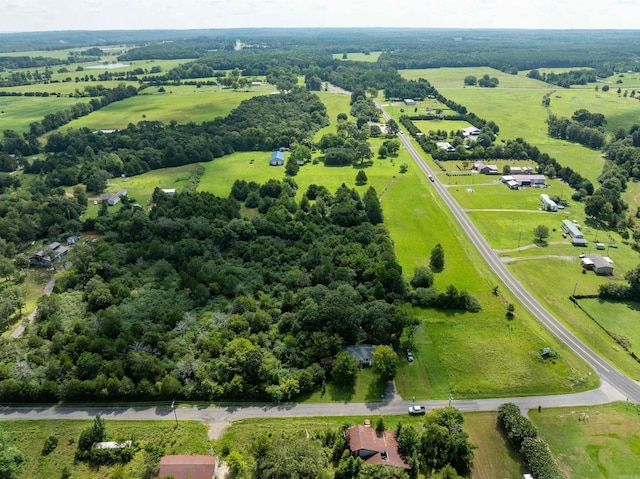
[372,345,398,381]
[331,351,358,388]
[363,187,383,224]
[430,244,445,272]
[0,428,23,479]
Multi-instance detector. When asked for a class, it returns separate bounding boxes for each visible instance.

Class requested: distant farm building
[474,161,499,175]
[461,126,481,137]
[581,253,614,275]
[436,142,456,152]
[269,150,285,166]
[540,194,558,212]
[501,175,546,188]
[251,81,263,86]
[99,189,127,206]
[345,425,410,471]
[562,219,587,246]
[403,99,416,106]
[29,242,69,267]
[161,188,176,195]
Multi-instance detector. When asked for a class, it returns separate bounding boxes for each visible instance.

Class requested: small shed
[403,99,416,106]
[270,151,285,166]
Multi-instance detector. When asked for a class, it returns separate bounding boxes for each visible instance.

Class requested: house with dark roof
[29,242,69,267]
[345,425,410,471]
[157,455,218,479]
[270,150,285,166]
[99,189,127,206]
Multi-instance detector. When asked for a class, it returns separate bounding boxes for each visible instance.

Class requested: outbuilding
[269,150,285,166]
[582,253,614,275]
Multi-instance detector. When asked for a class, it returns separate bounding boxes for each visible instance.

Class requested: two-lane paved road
[378,101,640,403]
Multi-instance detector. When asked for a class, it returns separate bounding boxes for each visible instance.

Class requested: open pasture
[333,51,382,62]
[529,402,640,479]
[402,67,550,90]
[58,89,267,131]
[0,95,81,133]
[578,299,640,357]
[413,119,473,134]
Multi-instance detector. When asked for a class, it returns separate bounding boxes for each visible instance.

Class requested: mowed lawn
[578,299,640,357]
[1,420,210,479]
[530,402,640,478]
[58,89,267,131]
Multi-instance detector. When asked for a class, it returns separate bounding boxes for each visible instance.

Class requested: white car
[408,406,426,415]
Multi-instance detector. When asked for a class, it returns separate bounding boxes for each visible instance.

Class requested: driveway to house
[10,274,56,339]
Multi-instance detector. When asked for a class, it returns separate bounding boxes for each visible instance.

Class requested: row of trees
[546,114,607,149]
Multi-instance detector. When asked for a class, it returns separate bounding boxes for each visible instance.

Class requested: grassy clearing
[413,119,472,134]
[59,90,267,131]
[0,419,210,479]
[579,299,640,357]
[216,411,524,479]
[529,402,640,478]
[0,96,81,134]
[402,67,550,90]
[332,52,382,62]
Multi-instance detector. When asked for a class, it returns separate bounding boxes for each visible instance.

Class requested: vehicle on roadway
[428,174,434,182]
[408,405,426,415]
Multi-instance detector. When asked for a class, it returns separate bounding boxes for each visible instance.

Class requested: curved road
[381,103,640,403]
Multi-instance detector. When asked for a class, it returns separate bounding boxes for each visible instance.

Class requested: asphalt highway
[381,103,640,403]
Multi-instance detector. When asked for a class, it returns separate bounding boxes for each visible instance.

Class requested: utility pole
[572,280,578,298]
[448,393,453,407]
[171,400,178,427]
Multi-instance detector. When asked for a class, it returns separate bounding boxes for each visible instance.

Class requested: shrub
[497,403,537,448]
[520,437,567,479]
[42,435,58,455]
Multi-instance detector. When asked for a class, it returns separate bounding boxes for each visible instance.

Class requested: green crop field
[58,89,267,131]
[530,402,640,478]
[0,419,210,479]
[0,95,82,134]
[578,299,640,357]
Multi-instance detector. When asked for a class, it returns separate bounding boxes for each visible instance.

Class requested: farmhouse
[403,99,416,106]
[562,219,587,246]
[436,142,456,152]
[157,455,218,479]
[540,193,558,212]
[99,189,127,206]
[29,242,69,267]
[269,150,285,166]
[344,345,373,367]
[581,253,614,275]
[345,425,410,471]
[474,161,499,175]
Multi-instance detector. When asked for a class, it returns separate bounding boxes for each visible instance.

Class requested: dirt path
[500,255,575,264]
[10,274,56,339]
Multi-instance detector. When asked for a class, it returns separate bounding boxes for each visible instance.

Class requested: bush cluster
[497,403,566,479]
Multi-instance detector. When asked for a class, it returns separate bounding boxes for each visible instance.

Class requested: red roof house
[157,455,218,479]
[345,425,410,470]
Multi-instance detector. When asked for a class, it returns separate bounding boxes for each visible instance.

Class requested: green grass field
[400,67,606,185]
[530,402,640,478]
[0,419,210,479]
[57,89,267,131]
[578,299,640,357]
[332,52,382,62]
[0,96,82,134]
[216,411,523,479]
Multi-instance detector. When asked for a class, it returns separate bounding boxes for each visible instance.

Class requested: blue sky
[1,0,639,32]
